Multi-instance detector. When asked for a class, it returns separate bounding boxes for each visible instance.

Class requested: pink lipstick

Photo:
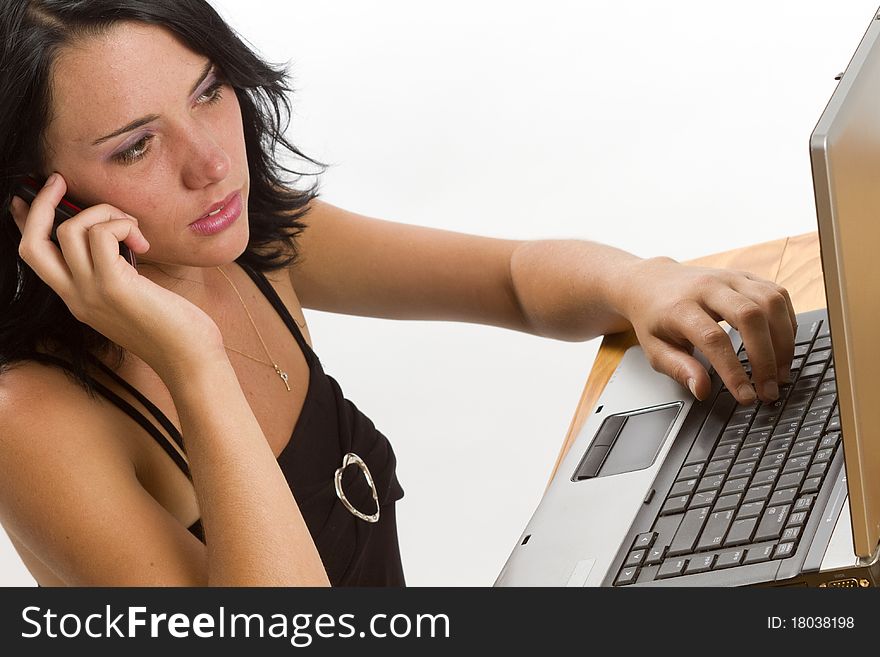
[189,190,242,236]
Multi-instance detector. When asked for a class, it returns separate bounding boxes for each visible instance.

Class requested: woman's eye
[112,134,153,166]
[196,80,225,106]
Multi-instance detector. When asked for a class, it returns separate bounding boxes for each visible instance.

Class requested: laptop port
[819,578,870,588]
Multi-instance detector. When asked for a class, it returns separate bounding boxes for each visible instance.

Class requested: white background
[2,0,878,586]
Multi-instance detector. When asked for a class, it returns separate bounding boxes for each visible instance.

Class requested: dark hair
[0,0,326,398]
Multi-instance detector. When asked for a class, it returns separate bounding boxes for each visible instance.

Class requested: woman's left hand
[614,256,798,405]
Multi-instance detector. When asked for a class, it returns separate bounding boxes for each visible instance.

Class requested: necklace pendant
[274,364,291,392]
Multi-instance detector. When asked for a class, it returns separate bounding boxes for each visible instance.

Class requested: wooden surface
[547,231,825,486]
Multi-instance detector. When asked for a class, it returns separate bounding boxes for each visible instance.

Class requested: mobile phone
[15,175,137,269]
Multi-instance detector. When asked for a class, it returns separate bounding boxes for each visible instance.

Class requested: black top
[28,260,406,586]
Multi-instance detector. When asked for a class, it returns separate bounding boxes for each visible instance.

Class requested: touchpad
[573,403,682,480]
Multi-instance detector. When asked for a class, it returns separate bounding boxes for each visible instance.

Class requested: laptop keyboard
[614,315,840,585]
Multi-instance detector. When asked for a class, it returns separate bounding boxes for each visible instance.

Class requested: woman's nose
[180,129,231,189]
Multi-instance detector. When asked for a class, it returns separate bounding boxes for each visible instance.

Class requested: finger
[668,300,757,405]
[56,204,139,283]
[643,336,713,401]
[702,286,778,402]
[10,195,27,233]
[733,278,796,384]
[88,219,149,282]
[14,174,75,295]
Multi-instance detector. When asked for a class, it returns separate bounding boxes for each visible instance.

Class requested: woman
[0,0,796,587]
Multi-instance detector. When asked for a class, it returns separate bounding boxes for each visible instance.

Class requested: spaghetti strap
[235,260,316,364]
[83,353,185,451]
[23,352,192,481]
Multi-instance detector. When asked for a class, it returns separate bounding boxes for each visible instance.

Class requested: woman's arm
[291,200,796,405]
[0,353,329,587]
[158,353,330,587]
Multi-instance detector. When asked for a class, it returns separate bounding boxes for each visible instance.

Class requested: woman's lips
[188,191,242,236]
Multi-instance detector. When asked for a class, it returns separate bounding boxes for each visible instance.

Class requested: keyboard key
[813,336,832,350]
[744,544,776,564]
[696,474,725,492]
[720,478,749,497]
[684,391,738,465]
[656,557,687,579]
[818,433,840,450]
[793,495,815,513]
[712,442,740,461]
[743,484,772,503]
[790,439,818,458]
[670,479,698,497]
[805,349,831,365]
[743,431,772,447]
[758,452,786,471]
[645,546,666,565]
[736,446,764,463]
[799,363,826,378]
[743,430,772,446]
[818,380,836,396]
[826,416,841,432]
[661,495,690,516]
[809,393,836,411]
[765,437,793,455]
[633,532,657,550]
[615,566,639,585]
[779,405,807,424]
[774,542,796,559]
[795,320,821,345]
[807,462,829,480]
[802,409,831,428]
[754,504,791,541]
[685,554,716,574]
[676,464,704,481]
[751,468,779,486]
[769,488,798,506]
[696,510,735,551]
[787,511,807,527]
[783,456,811,473]
[781,526,801,542]
[813,448,834,464]
[689,491,717,509]
[773,421,801,437]
[793,344,810,358]
[705,459,733,476]
[713,493,742,512]
[625,550,646,567]
[729,462,756,479]
[796,424,824,440]
[728,408,757,429]
[668,507,710,556]
[776,471,805,490]
[736,501,766,519]
[801,477,822,494]
[719,426,748,445]
[724,517,758,546]
[714,549,745,569]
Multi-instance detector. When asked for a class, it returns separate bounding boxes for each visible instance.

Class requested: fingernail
[763,380,779,400]
[44,173,58,187]
[737,383,756,403]
[687,377,698,399]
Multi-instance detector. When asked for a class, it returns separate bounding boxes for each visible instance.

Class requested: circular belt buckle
[334,452,380,523]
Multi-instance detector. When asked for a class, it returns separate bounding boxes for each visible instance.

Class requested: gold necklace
[216,265,291,392]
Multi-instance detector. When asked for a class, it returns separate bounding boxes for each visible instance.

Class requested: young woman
[0,0,796,587]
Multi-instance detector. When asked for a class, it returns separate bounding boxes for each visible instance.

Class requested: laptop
[494,7,880,587]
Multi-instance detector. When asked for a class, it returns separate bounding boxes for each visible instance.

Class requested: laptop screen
[810,9,880,558]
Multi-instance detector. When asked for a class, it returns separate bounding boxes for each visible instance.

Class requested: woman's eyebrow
[90,61,215,147]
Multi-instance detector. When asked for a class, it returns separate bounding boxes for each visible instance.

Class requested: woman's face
[42,21,250,269]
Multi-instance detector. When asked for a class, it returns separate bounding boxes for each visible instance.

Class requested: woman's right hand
[10,173,225,374]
